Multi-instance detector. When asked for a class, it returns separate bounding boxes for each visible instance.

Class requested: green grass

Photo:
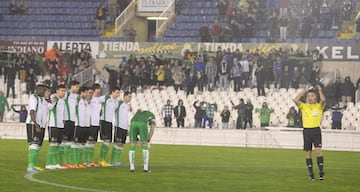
[0,139,359,192]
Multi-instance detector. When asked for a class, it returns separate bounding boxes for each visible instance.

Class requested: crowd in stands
[189,0,359,42]
[0,44,94,98]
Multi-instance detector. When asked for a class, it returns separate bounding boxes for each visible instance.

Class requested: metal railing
[115,0,136,35]
[156,0,175,37]
[73,65,95,85]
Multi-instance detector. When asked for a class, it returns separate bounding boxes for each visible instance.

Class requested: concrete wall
[1,123,359,152]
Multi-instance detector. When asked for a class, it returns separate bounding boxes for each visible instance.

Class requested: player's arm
[317,85,326,108]
[293,88,306,106]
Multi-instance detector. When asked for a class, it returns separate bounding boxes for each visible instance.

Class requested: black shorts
[87,126,99,142]
[63,120,75,142]
[26,124,45,146]
[48,127,64,144]
[74,126,88,143]
[114,127,128,144]
[303,127,322,151]
[100,120,113,142]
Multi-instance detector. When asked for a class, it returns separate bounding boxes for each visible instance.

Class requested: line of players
[26,81,156,173]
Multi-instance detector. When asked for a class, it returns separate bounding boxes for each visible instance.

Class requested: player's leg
[314,128,324,180]
[27,124,42,172]
[99,121,113,166]
[111,127,127,166]
[139,123,150,172]
[46,127,58,170]
[62,121,74,168]
[129,122,139,171]
[303,129,314,180]
[77,128,88,168]
[85,126,97,167]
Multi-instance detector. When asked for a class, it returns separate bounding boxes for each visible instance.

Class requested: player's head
[123,91,132,103]
[306,89,317,104]
[92,83,102,96]
[69,80,80,93]
[87,88,94,100]
[35,84,49,97]
[79,86,89,99]
[56,84,66,98]
[110,86,121,99]
[43,85,51,99]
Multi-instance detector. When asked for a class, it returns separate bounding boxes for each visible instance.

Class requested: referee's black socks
[317,156,324,175]
[306,158,314,176]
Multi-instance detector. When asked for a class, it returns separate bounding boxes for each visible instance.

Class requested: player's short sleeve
[99,95,106,102]
[298,102,304,110]
[28,95,37,111]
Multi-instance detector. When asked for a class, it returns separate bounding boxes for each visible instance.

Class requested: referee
[294,85,326,181]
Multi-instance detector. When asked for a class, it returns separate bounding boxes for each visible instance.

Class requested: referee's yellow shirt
[299,103,324,128]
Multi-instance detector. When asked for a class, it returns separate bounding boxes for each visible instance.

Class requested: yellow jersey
[299,102,324,128]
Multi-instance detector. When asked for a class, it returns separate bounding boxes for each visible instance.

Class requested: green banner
[97,42,306,59]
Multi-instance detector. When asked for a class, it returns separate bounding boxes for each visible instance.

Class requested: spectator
[334,76,342,102]
[268,12,278,40]
[239,54,250,88]
[162,99,173,127]
[331,103,343,130]
[342,0,353,21]
[255,102,274,127]
[9,0,18,14]
[286,106,298,127]
[174,99,186,128]
[279,12,288,42]
[95,4,106,34]
[108,0,118,21]
[217,0,227,21]
[26,68,37,94]
[193,101,204,128]
[205,56,217,91]
[11,105,27,123]
[156,65,165,87]
[210,20,221,42]
[94,70,106,89]
[273,56,283,89]
[17,0,28,14]
[233,98,246,129]
[288,11,299,39]
[124,25,137,42]
[199,23,211,42]
[173,72,184,93]
[104,64,119,91]
[164,64,173,87]
[203,102,217,128]
[0,91,10,122]
[341,76,355,104]
[311,0,322,22]
[301,13,313,39]
[184,68,196,96]
[220,105,231,129]
[231,58,242,92]
[4,64,16,98]
[226,1,235,21]
[243,13,255,38]
[324,80,337,108]
[279,0,289,15]
[255,63,266,96]
[218,60,230,91]
[197,70,206,92]
[244,99,254,128]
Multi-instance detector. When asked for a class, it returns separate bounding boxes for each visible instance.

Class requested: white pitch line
[24,172,116,192]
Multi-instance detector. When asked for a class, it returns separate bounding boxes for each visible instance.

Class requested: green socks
[111,145,123,163]
[100,142,110,161]
[28,144,40,168]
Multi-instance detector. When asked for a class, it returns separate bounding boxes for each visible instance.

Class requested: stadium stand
[156,0,359,43]
[0,0,127,41]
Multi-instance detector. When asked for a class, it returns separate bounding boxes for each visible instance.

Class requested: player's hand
[35,124,41,132]
[316,85,322,90]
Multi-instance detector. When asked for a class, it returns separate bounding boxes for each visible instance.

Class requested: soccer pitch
[1,140,359,192]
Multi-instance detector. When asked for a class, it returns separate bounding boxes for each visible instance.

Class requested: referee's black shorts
[303,127,322,151]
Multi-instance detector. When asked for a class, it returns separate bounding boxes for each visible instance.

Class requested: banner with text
[308,44,360,61]
[138,0,174,12]
[97,42,306,59]
[47,41,99,56]
[0,41,47,54]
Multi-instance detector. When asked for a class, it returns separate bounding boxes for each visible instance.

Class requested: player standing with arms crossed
[99,86,121,166]
[129,109,156,172]
[26,84,50,173]
[111,91,132,166]
[45,84,66,170]
[294,85,326,181]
